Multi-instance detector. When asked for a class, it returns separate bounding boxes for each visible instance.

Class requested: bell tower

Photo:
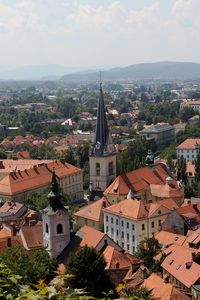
[42,171,70,257]
[89,82,116,199]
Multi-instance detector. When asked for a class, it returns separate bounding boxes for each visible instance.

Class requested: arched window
[57,224,63,234]
[46,223,49,233]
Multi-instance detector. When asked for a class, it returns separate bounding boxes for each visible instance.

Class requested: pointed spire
[47,170,65,212]
[93,81,109,155]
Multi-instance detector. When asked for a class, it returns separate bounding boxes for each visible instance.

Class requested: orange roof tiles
[74,198,109,222]
[103,198,178,221]
[20,222,43,249]
[161,245,200,288]
[150,184,184,199]
[155,230,186,247]
[0,160,81,196]
[79,225,105,248]
[0,228,11,238]
[0,201,25,214]
[142,273,190,300]
[176,138,200,150]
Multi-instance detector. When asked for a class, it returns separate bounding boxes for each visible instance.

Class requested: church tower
[42,171,70,257]
[89,82,116,199]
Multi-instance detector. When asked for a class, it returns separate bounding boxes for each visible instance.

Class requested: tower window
[46,223,49,233]
[109,162,114,176]
[96,163,100,176]
[57,224,63,234]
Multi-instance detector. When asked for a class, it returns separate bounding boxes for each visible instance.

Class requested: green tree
[68,246,114,297]
[0,263,21,299]
[177,155,188,184]
[136,237,161,270]
[131,287,155,300]
[0,246,57,284]
[180,107,196,123]
[195,150,200,183]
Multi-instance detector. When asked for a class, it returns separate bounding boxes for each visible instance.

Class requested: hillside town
[1,78,200,299]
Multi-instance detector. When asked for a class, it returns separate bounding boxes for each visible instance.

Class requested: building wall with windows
[176,138,200,162]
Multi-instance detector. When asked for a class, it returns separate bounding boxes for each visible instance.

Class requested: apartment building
[176,138,200,162]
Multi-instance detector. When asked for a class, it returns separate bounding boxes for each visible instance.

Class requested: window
[116,230,119,236]
[151,221,154,228]
[56,224,63,234]
[106,215,108,222]
[109,162,114,176]
[133,246,135,253]
[116,219,119,225]
[111,228,114,234]
[96,163,100,176]
[142,224,145,230]
[127,244,130,251]
[132,224,135,230]
[121,220,124,227]
[46,223,49,233]
[111,217,113,224]
[127,233,129,240]
[132,235,135,242]
[158,220,162,226]
[122,242,124,248]
[127,222,129,229]
[106,226,108,232]
[121,231,124,238]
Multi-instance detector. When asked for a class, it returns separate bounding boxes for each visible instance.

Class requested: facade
[140,123,175,151]
[103,198,179,254]
[180,99,200,113]
[0,160,83,202]
[42,172,70,257]
[176,138,200,162]
[89,83,116,199]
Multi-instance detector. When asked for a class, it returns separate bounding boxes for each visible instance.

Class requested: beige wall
[75,216,101,231]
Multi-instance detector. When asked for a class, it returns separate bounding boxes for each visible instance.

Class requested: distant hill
[61,61,200,82]
[0,65,86,81]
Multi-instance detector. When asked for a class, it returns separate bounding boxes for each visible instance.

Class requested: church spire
[46,170,65,212]
[93,82,109,156]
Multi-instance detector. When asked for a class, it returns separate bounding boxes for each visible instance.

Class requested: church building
[89,82,116,200]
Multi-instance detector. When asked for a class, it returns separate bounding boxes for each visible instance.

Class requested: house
[0,160,83,202]
[103,197,179,254]
[74,197,110,231]
[104,164,184,205]
[183,228,200,249]
[188,115,200,125]
[180,99,200,113]
[142,273,190,300]
[140,123,175,151]
[19,222,43,250]
[162,204,200,235]
[161,244,200,294]
[176,138,200,162]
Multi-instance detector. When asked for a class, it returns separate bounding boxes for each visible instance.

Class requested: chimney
[186,261,193,269]
[102,199,106,208]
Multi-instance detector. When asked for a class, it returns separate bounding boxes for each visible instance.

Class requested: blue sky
[0,0,199,68]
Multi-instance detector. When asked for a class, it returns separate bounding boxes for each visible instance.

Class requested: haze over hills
[61,61,200,82]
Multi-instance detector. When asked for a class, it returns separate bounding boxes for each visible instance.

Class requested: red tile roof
[20,222,43,249]
[79,225,105,249]
[155,230,186,247]
[161,245,200,288]
[176,138,200,150]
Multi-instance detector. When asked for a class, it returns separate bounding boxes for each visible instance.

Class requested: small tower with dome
[42,171,70,257]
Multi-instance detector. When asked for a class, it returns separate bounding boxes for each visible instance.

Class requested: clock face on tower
[95,142,101,150]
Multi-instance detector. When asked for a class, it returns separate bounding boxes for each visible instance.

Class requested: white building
[103,197,178,254]
[180,99,200,113]
[176,138,200,162]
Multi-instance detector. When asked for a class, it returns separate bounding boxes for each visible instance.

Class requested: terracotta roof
[0,228,12,238]
[74,198,109,222]
[102,245,140,270]
[104,164,176,197]
[78,225,105,249]
[155,230,186,247]
[0,160,81,196]
[161,245,200,288]
[0,159,53,174]
[176,204,199,219]
[150,184,184,199]
[176,138,200,150]
[142,273,190,300]
[103,198,178,221]
[0,201,25,215]
[183,228,200,247]
[16,151,30,159]
[20,222,43,249]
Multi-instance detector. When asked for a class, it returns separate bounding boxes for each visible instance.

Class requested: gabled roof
[142,273,190,300]
[102,245,140,270]
[104,164,169,196]
[176,138,200,150]
[0,160,81,196]
[150,184,184,199]
[74,198,109,222]
[103,198,178,221]
[161,245,200,288]
[78,225,105,248]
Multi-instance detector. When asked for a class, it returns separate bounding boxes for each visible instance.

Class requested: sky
[0,0,200,68]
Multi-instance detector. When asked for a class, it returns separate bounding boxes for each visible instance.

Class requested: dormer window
[57,224,63,234]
